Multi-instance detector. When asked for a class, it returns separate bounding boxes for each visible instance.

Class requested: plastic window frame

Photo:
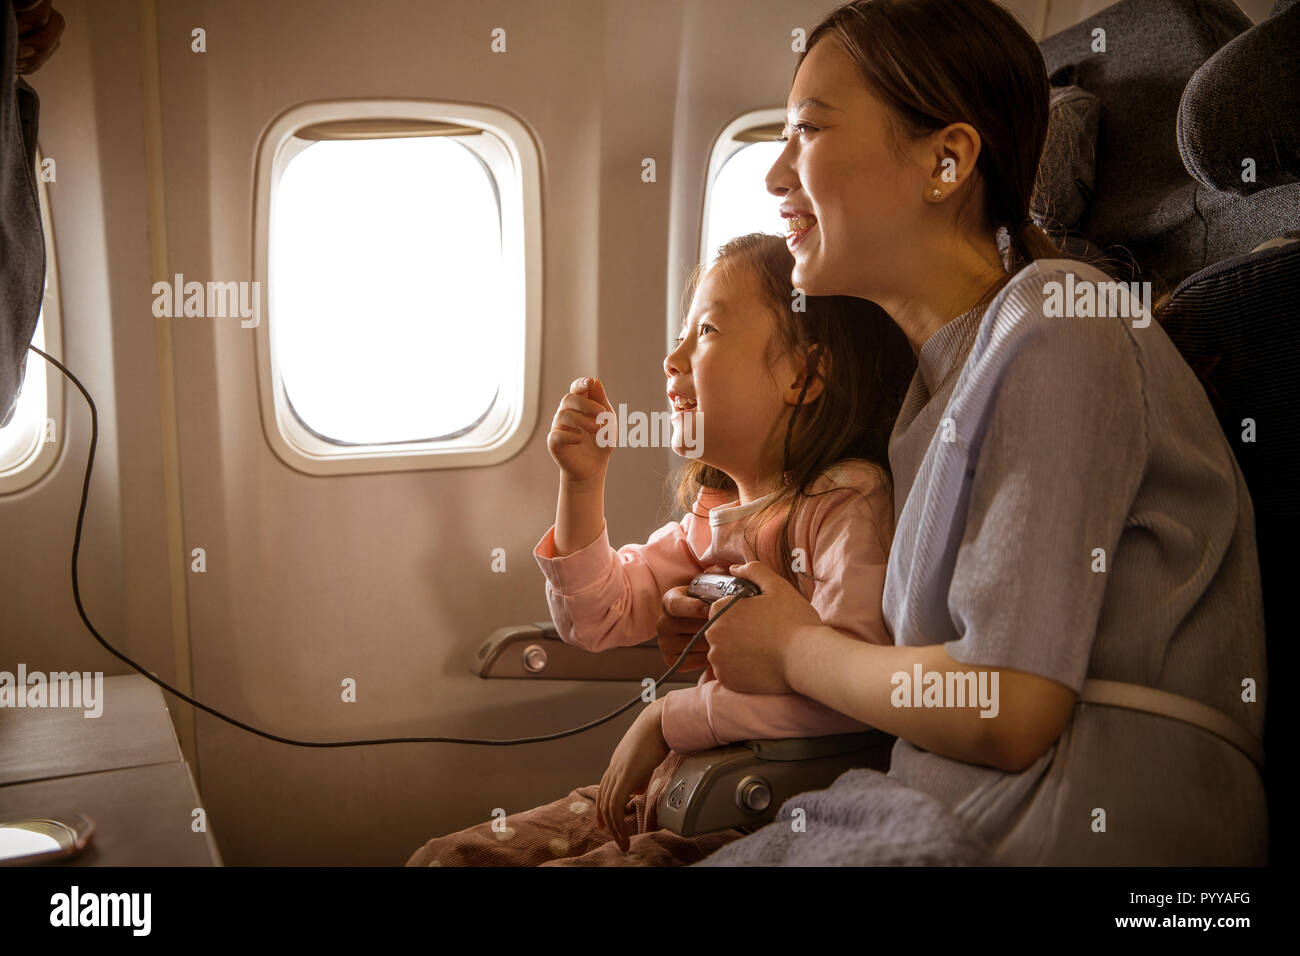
[698,108,788,264]
[252,100,543,475]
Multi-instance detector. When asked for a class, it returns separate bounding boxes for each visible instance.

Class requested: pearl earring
[930,188,941,200]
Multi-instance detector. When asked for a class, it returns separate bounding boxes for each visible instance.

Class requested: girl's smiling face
[766,38,931,300]
[664,261,817,499]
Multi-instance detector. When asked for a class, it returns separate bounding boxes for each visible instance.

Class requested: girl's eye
[698,323,716,336]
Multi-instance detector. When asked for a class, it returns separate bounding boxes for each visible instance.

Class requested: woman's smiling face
[767,38,930,299]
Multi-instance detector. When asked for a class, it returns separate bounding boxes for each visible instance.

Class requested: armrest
[656,730,895,837]
[472,621,703,682]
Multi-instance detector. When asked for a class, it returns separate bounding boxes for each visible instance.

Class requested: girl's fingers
[599,770,613,836]
[546,434,582,452]
[611,796,625,850]
[548,422,584,439]
[584,378,614,413]
[554,408,602,433]
[602,775,623,848]
[560,392,609,419]
[661,588,711,619]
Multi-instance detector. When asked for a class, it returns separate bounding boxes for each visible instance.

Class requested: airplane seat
[660,0,1300,840]
[1152,0,1300,856]
[1036,0,1298,291]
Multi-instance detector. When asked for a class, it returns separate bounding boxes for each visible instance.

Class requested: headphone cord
[26,344,748,747]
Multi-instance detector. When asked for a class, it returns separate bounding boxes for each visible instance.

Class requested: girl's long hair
[672,233,915,591]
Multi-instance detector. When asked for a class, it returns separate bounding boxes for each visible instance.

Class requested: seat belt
[1079,679,1264,769]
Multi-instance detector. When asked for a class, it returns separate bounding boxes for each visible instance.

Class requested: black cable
[27,344,750,747]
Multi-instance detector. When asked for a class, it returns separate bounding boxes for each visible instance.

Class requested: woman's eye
[779,122,817,142]
[698,323,715,336]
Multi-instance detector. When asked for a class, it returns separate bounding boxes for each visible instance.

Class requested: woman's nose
[766,140,797,197]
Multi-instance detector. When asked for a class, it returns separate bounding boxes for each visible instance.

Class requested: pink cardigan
[533,460,894,753]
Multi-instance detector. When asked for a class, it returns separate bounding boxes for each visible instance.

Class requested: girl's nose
[664,340,688,377]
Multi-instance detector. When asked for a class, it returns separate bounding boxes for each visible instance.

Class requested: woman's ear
[923,122,983,201]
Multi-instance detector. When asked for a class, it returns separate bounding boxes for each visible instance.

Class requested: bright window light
[702,140,786,263]
[0,306,46,471]
[271,137,506,445]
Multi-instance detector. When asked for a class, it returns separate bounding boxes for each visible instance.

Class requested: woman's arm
[693,568,1075,772]
[783,624,1077,772]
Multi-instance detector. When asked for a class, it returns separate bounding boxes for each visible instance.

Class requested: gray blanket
[0,0,45,428]
[692,768,993,866]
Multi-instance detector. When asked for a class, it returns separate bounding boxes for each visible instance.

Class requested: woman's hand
[703,560,824,695]
[546,377,615,484]
[655,585,712,672]
[595,700,670,853]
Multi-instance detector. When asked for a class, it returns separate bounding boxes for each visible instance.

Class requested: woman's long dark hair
[672,233,915,591]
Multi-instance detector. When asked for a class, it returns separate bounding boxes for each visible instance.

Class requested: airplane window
[272,137,504,444]
[256,102,542,475]
[702,139,786,263]
[0,306,48,474]
[0,147,62,494]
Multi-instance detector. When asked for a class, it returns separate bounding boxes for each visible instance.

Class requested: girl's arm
[537,376,708,653]
[659,480,894,753]
[547,377,615,556]
[554,475,606,556]
[534,518,703,653]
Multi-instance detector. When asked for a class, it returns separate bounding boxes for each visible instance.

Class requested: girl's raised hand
[546,377,615,484]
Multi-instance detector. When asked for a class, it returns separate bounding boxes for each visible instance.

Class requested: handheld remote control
[687,573,760,603]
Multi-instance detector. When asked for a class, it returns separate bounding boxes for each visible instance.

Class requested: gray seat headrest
[1177,0,1300,195]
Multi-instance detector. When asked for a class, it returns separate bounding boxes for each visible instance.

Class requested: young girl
[405,232,915,866]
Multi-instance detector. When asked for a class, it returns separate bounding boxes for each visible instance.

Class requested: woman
[660,0,1268,865]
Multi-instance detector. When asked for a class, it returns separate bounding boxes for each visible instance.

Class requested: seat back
[1040,0,1300,864]
[1038,0,1300,293]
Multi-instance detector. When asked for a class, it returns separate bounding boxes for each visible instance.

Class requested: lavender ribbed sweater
[882,259,1267,865]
